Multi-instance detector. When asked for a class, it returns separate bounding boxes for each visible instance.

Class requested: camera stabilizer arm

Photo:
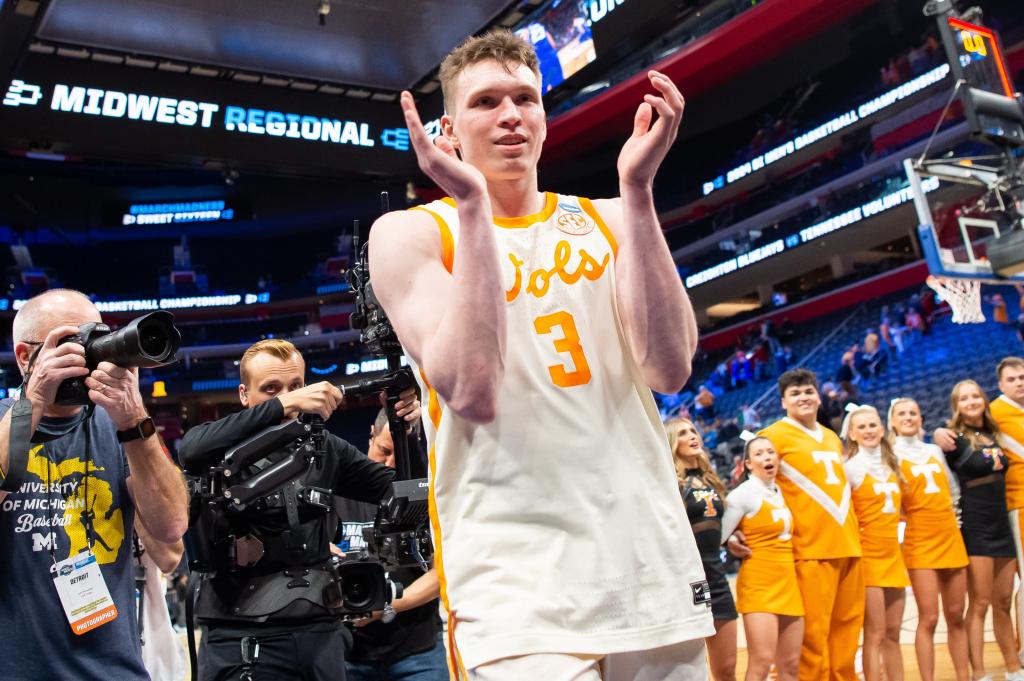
[338,362,416,480]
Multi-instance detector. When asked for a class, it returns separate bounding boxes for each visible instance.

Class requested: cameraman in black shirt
[337,409,447,681]
[179,339,419,681]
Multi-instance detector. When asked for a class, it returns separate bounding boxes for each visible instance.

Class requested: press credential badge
[50,551,118,634]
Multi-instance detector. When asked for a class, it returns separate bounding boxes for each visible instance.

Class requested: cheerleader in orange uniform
[842,404,909,681]
[721,435,803,681]
[890,397,969,681]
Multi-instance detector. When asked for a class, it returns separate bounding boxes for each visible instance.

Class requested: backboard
[904,157,1024,283]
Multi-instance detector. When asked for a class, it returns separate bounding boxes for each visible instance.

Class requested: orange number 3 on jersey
[534,310,592,388]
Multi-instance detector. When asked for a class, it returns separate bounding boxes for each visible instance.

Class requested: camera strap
[0,395,33,493]
[1,343,43,493]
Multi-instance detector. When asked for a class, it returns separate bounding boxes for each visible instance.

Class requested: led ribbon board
[684,176,940,289]
[0,56,433,176]
[9,292,270,312]
[701,64,951,198]
[122,200,237,226]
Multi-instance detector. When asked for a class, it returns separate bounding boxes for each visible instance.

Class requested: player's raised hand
[616,71,685,190]
[401,91,487,203]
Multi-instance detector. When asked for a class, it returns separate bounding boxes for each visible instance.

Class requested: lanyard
[42,409,97,564]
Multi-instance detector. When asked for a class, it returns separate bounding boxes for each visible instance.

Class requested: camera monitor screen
[515,0,597,93]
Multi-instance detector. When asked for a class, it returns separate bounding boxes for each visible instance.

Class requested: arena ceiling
[35,0,517,91]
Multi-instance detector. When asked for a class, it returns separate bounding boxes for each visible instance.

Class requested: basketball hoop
[926,275,985,323]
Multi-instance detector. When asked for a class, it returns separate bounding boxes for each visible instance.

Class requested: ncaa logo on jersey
[556,212,594,236]
[690,580,712,607]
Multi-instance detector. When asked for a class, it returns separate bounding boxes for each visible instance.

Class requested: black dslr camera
[55,311,181,405]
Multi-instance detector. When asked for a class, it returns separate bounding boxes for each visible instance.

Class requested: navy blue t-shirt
[0,399,148,680]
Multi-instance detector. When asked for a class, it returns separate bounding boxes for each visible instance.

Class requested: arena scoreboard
[939,15,1023,147]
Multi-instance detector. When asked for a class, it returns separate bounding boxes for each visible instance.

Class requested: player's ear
[441,114,457,148]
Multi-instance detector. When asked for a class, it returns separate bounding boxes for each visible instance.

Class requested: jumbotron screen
[515,0,598,93]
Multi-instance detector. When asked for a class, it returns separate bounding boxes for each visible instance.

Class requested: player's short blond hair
[239,339,300,386]
[438,29,541,114]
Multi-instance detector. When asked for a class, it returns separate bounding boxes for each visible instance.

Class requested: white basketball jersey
[408,192,714,671]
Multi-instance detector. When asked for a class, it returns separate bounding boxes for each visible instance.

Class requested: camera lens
[87,311,181,369]
[138,321,170,358]
[344,577,371,610]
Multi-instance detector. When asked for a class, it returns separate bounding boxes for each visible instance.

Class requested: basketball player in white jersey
[368,30,712,681]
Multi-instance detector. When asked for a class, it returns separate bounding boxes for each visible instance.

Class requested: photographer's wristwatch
[380,603,397,624]
[117,417,156,443]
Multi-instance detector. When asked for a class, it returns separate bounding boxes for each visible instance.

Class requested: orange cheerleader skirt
[736,556,804,616]
[901,512,969,570]
[861,532,910,588]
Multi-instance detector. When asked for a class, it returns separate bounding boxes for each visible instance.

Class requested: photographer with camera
[0,289,189,681]
[178,338,420,681]
[337,408,446,681]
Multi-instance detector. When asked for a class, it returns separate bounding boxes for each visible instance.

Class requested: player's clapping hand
[617,71,685,190]
[400,91,487,203]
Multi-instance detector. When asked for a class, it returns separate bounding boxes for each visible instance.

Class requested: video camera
[186,411,402,617]
[55,311,181,405]
[345,200,434,570]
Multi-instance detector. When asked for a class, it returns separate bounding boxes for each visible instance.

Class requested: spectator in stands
[730,351,751,389]
[906,305,926,343]
[696,384,716,420]
[718,419,741,450]
[991,293,1009,324]
[935,381,1021,681]
[749,369,864,681]
[862,330,886,376]
[710,364,730,394]
[729,454,745,488]
[842,405,908,681]
[850,344,872,383]
[760,319,780,354]
[668,419,738,681]
[890,397,969,681]
[775,346,790,375]
[741,404,762,431]
[752,342,771,382]
[1016,313,1024,346]
[818,382,847,433]
[837,352,859,398]
[891,305,910,349]
[880,314,901,355]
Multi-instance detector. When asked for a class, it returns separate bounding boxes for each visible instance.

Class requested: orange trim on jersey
[440,192,558,229]
[419,384,460,677]
[418,369,443,430]
[411,206,454,274]
[579,197,618,259]
[493,191,557,228]
[448,612,470,679]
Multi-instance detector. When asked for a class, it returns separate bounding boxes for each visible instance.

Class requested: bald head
[13,289,99,374]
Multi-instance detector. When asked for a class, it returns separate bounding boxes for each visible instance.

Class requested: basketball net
[926,275,985,323]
